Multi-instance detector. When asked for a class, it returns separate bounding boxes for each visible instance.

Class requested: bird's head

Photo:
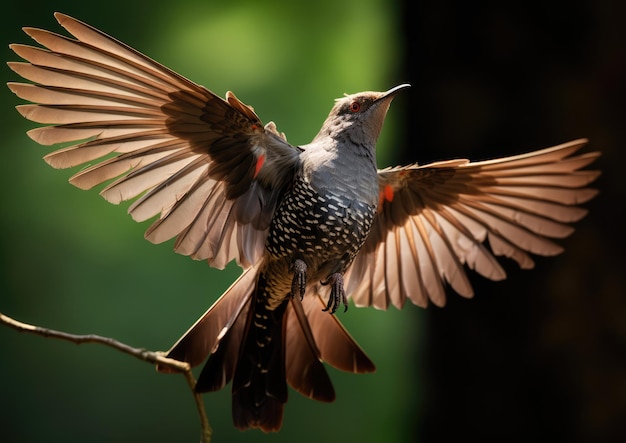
[314,84,410,149]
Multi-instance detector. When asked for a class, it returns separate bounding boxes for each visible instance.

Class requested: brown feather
[9,12,300,269]
[347,139,600,309]
[301,293,375,373]
[285,297,335,401]
[159,263,258,372]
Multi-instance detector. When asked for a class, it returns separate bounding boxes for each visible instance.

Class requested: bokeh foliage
[1,1,416,442]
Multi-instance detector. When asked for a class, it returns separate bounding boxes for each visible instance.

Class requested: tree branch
[0,310,212,443]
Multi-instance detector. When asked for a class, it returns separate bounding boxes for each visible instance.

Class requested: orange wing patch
[253,154,266,179]
[378,184,395,207]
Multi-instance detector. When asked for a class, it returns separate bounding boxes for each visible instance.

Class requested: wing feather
[9,13,301,269]
[347,139,600,309]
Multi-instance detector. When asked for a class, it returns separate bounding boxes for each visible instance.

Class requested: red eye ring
[349,101,361,113]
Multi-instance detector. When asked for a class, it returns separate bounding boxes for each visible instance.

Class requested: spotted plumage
[267,177,377,270]
[9,13,600,433]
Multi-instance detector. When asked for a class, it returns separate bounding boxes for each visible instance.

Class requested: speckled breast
[266,176,376,272]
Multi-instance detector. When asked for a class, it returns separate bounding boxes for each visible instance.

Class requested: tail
[158,264,375,432]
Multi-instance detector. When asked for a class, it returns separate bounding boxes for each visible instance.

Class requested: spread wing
[344,139,601,310]
[8,12,300,269]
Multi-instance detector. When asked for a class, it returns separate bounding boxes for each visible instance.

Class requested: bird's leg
[290,259,307,300]
[321,273,348,314]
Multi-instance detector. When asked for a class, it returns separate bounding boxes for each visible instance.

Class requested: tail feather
[285,296,335,402]
[231,295,288,432]
[194,303,249,392]
[160,266,375,432]
[303,291,376,374]
[232,389,284,432]
[157,263,258,373]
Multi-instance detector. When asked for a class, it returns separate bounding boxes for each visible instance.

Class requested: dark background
[404,2,625,442]
[1,1,624,442]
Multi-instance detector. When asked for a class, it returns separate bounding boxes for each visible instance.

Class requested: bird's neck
[299,138,379,206]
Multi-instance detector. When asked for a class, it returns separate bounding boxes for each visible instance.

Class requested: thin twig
[183,369,213,442]
[0,311,212,442]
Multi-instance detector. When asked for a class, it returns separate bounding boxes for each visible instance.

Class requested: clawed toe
[321,273,347,314]
[290,259,307,300]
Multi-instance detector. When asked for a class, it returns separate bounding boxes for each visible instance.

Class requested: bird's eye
[349,101,361,113]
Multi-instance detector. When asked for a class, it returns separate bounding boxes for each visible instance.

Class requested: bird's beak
[378,83,411,101]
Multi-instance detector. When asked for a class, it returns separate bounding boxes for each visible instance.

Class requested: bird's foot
[290,259,307,300]
[321,273,348,314]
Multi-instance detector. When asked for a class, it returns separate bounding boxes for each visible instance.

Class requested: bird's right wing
[344,139,601,310]
[8,12,301,269]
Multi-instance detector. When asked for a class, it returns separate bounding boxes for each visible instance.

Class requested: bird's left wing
[344,139,600,310]
[8,13,301,269]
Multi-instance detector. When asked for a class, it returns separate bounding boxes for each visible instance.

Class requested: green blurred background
[1,1,415,442]
[1,1,625,442]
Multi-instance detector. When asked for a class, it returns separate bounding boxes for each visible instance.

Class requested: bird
[8,13,600,433]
